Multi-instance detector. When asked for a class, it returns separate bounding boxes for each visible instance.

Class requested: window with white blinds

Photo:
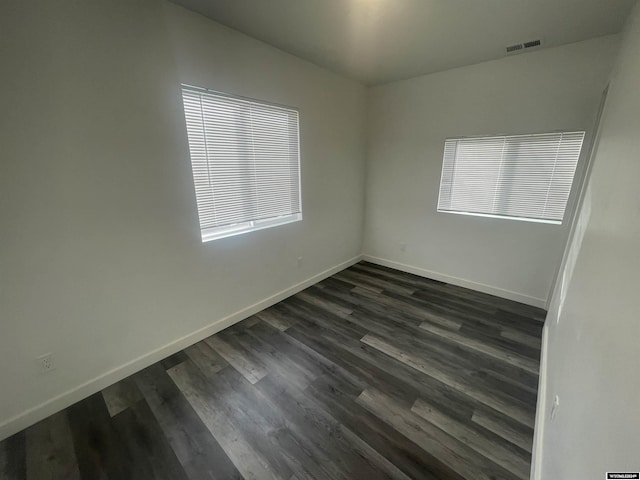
[181,85,302,242]
[437,132,585,224]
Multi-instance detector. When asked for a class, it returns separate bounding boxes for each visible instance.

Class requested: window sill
[437,209,562,225]
[201,213,303,242]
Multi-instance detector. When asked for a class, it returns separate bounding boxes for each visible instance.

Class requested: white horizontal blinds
[181,86,301,234]
[438,132,585,223]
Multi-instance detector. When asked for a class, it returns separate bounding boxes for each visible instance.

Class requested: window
[437,131,585,224]
[181,85,302,242]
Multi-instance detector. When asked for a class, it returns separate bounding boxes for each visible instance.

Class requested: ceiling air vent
[506,39,543,55]
[524,39,541,48]
[506,43,524,53]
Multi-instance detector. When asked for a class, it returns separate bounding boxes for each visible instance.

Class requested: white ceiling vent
[506,39,543,55]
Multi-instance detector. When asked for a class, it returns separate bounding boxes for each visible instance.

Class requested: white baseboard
[362,254,547,309]
[0,254,362,441]
[530,323,550,480]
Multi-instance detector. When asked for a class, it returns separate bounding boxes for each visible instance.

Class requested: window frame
[436,131,585,225]
[180,84,303,242]
[201,212,303,242]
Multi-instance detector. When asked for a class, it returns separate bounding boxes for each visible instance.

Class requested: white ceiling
[171,0,637,85]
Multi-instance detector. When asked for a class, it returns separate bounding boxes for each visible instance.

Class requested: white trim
[362,254,547,308]
[437,209,562,225]
[201,213,302,242]
[530,323,550,480]
[181,83,300,113]
[0,254,362,441]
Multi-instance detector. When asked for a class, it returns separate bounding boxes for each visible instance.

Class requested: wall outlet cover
[551,394,560,420]
[37,353,56,373]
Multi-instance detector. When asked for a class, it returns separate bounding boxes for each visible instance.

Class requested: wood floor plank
[232,324,319,390]
[101,377,144,418]
[357,388,520,480]
[286,323,417,410]
[253,378,355,480]
[458,324,541,361]
[334,269,416,296]
[396,270,527,317]
[482,365,539,395]
[305,284,386,318]
[160,351,189,371]
[291,320,511,448]
[495,304,546,323]
[0,432,26,480]
[323,308,523,403]
[381,288,526,339]
[25,411,79,480]
[501,327,542,350]
[203,364,340,480]
[222,316,261,336]
[256,373,417,480]
[492,309,545,336]
[307,285,467,358]
[134,364,242,480]
[66,392,139,479]
[167,361,283,480]
[361,334,536,428]
[351,286,463,330]
[310,285,539,398]
[358,261,544,323]
[307,373,463,480]
[405,324,539,395]
[337,425,414,480]
[187,359,296,480]
[411,399,531,480]
[345,316,534,409]
[414,285,499,316]
[248,321,327,379]
[480,370,538,406]
[419,322,540,375]
[267,322,366,391]
[351,262,438,292]
[111,400,189,480]
[319,275,383,294]
[411,289,500,324]
[309,283,433,332]
[295,291,353,317]
[433,283,508,310]
[255,308,296,331]
[292,317,489,418]
[472,408,534,454]
[184,340,227,377]
[403,288,543,338]
[204,335,267,384]
[356,262,445,289]
[280,296,367,341]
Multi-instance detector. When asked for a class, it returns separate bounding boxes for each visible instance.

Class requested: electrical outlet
[297,256,303,268]
[37,353,55,373]
[550,395,560,421]
[399,242,407,252]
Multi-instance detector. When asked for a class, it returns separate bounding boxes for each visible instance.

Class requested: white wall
[0,0,366,439]
[363,37,619,307]
[535,2,640,477]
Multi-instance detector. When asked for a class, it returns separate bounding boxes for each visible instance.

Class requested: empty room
[1,0,639,479]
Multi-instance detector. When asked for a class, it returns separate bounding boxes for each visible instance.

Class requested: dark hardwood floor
[0,261,545,480]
